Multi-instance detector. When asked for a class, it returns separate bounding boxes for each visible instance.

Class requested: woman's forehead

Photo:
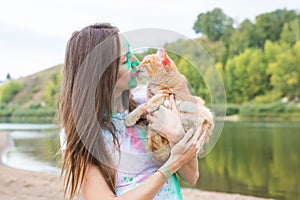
[119,35,130,53]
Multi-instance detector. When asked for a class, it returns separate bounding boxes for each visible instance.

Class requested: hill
[12,65,63,108]
[0,65,62,122]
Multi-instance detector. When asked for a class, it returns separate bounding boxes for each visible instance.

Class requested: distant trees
[0,81,23,104]
[6,73,11,80]
[193,8,234,41]
[192,8,300,103]
[44,72,62,107]
[255,9,297,45]
[266,41,300,100]
[224,48,268,103]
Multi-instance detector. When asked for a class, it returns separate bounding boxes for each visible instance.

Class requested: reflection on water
[0,123,58,131]
[1,123,61,175]
[1,122,300,199]
[180,121,300,200]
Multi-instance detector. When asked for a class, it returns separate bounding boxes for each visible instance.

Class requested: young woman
[58,23,204,200]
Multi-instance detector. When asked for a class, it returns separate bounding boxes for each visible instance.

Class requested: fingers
[196,130,207,154]
[177,128,194,145]
[146,114,154,123]
[185,126,201,149]
[169,94,176,110]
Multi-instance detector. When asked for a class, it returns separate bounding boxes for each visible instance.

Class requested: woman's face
[115,53,137,91]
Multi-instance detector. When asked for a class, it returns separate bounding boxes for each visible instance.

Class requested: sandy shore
[0,131,272,200]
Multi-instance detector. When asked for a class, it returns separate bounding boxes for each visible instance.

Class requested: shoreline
[0,131,273,200]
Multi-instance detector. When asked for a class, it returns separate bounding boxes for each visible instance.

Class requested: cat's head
[137,48,178,79]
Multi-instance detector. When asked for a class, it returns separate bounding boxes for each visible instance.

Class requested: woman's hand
[146,94,185,146]
[159,126,206,173]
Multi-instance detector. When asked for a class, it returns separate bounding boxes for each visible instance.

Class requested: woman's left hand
[147,94,185,147]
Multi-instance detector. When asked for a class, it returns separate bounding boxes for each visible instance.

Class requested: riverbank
[0,131,273,200]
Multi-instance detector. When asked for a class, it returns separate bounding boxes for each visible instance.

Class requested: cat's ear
[156,48,164,61]
[161,51,171,66]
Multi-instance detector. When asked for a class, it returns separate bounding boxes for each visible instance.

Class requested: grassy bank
[0,105,56,123]
[226,102,300,121]
[1,102,300,123]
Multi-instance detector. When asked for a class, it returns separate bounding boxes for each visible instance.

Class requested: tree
[255,9,297,47]
[267,42,300,100]
[224,48,268,103]
[0,81,23,104]
[280,18,300,46]
[193,8,233,41]
[6,73,11,80]
[43,72,62,107]
[227,19,260,57]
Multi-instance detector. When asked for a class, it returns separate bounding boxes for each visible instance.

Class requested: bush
[12,107,56,118]
[29,102,43,109]
[0,104,15,117]
[226,104,240,116]
[0,81,23,103]
[239,102,300,118]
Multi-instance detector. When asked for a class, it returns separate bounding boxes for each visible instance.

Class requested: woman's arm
[176,157,199,186]
[82,161,181,200]
[81,127,202,200]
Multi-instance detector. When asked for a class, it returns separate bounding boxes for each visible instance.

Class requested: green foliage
[226,104,240,116]
[0,80,23,103]
[266,41,300,100]
[0,104,15,117]
[193,8,233,41]
[280,18,300,46]
[11,107,56,123]
[6,73,11,80]
[44,72,62,107]
[255,9,298,45]
[239,102,300,118]
[227,19,258,56]
[224,48,269,103]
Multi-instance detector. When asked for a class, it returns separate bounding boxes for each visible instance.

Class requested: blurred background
[0,0,299,199]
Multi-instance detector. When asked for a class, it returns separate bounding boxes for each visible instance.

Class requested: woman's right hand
[159,126,206,173]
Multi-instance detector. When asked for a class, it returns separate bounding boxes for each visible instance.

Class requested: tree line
[192,8,300,104]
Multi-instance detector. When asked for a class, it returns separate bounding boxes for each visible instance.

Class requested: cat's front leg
[125,103,147,127]
[145,93,169,113]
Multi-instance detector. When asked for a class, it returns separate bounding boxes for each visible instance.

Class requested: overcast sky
[0,0,299,80]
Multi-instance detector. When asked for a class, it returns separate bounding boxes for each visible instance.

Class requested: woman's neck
[113,89,126,113]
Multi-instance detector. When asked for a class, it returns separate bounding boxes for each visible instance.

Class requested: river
[0,121,299,200]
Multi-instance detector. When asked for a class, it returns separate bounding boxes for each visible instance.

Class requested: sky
[0,0,299,80]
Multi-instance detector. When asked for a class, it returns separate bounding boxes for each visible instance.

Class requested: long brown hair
[58,23,131,199]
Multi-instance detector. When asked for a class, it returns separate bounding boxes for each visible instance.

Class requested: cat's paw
[163,99,171,109]
[125,115,137,127]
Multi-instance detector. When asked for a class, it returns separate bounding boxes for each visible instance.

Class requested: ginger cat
[125,49,214,164]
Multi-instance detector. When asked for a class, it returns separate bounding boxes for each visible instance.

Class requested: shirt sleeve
[60,128,67,151]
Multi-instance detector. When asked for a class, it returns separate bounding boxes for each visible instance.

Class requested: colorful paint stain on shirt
[103,110,183,199]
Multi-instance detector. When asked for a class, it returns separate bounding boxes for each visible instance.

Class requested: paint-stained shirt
[102,110,183,199]
[60,85,183,199]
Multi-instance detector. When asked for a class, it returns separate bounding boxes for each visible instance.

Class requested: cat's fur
[125,49,214,164]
